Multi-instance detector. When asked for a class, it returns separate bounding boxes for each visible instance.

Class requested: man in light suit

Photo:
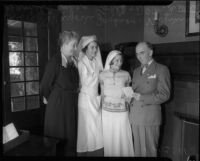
[130,41,171,157]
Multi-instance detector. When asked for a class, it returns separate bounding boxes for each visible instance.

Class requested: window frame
[7,19,40,112]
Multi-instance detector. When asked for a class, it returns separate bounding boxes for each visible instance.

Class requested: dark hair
[109,53,124,66]
[81,40,98,53]
[58,30,79,47]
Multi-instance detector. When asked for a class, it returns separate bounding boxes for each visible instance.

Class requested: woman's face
[61,39,78,58]
[110,54,123,71]
[86,41,98,60]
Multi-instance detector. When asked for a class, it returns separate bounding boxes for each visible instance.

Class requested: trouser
[131,124,160,157]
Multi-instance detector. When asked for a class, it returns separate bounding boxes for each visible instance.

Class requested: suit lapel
[143,60,157,77]
[133,60,157,82]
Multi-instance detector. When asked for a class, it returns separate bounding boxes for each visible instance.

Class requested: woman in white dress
[99,50,134,157]
[77,35,104,156]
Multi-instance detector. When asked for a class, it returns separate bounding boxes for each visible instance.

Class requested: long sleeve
[40,58,57,101]
[140,66,171,105]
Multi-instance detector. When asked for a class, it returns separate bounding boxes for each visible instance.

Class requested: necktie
[142,65,147,74]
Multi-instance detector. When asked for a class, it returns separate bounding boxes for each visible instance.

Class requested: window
[7,19,40,112]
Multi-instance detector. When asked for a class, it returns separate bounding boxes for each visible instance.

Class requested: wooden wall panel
[154,41,199,161]
[154,41,199,82]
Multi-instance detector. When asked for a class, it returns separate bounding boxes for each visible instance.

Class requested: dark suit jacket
[130,60,171,125]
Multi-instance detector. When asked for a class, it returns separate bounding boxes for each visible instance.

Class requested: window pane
[24,22,37,36]
[26,82,39,95]
[7,20,22,36]
[10,67,24,82]
[25,38,38,51]
[25,52,38,66]
[11,97,25,112]
[8,36,23,51]
[10,82,25,97]
[26,95,39,110]
[25,67,39,80]
[9,52,24,66]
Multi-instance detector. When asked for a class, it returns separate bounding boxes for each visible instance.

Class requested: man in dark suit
[130,41,171,157]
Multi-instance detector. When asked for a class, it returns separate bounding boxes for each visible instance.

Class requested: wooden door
[2,5,60,135]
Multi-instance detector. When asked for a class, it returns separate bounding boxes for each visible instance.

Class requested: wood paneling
[154,42,199,161]
[154,41,199,82]
[160,80,199,161]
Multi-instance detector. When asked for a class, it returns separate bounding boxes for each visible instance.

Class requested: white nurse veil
[77,35,103,71]
[104,50,122,71]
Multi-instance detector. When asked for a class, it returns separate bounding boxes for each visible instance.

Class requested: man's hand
[132,92,141,101]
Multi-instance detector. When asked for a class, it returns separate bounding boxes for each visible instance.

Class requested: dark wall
[59,5,144,50]
[154,41,199,81]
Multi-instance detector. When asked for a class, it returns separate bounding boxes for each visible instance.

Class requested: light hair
[58,31,79,47]
[110,53,123,66]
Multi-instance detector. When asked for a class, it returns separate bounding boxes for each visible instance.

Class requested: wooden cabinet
[175,112,199,161]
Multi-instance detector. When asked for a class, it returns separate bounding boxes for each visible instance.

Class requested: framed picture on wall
[185,0,200,36]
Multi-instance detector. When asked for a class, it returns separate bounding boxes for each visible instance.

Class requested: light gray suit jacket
[130,60,171,125]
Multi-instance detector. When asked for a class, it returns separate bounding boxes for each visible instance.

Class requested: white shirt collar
[148,59,153,66]
[61,54,68,64]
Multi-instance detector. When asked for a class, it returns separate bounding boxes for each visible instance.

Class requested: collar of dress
[82,55,97,74]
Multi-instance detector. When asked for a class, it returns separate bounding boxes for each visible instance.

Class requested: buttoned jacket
[130,60,171,125]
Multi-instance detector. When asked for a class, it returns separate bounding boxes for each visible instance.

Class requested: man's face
[135,43,152,66]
